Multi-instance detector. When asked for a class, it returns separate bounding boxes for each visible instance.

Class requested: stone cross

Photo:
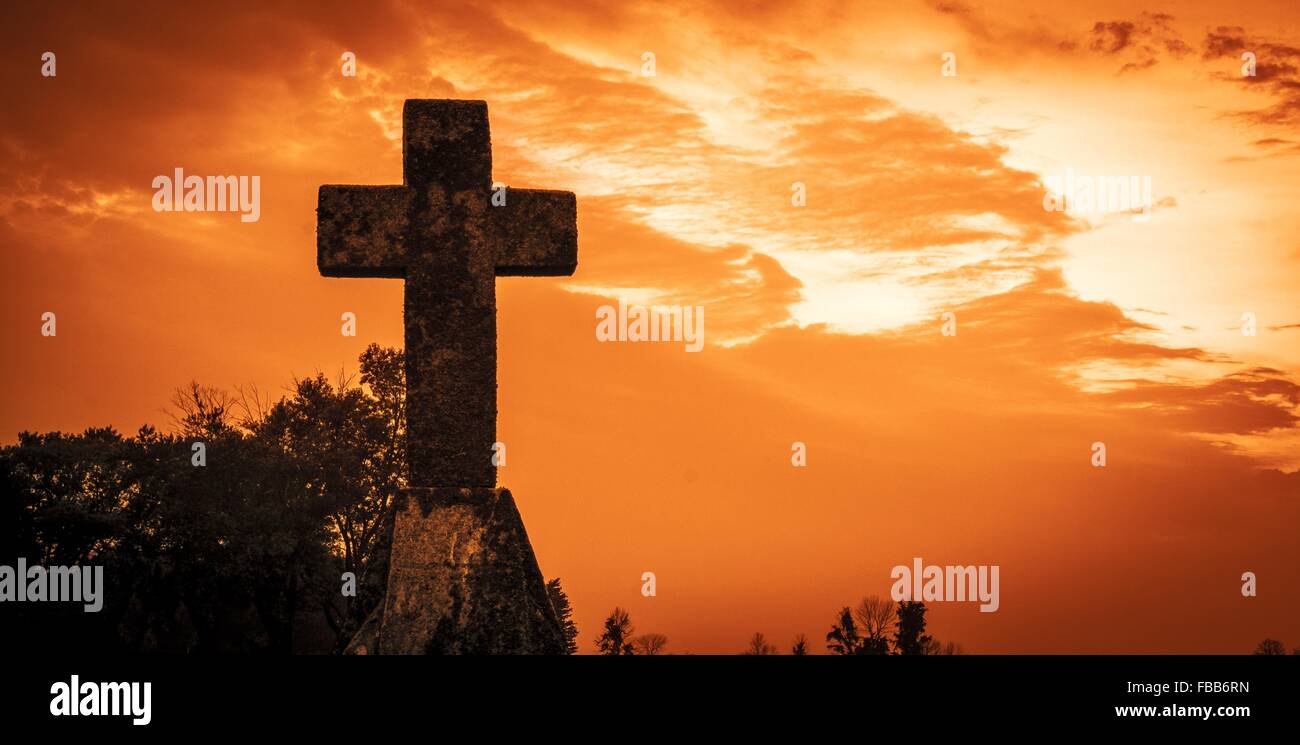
[316,100,576,487]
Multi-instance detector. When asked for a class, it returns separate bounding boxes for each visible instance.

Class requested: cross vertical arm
[402,99,493,191]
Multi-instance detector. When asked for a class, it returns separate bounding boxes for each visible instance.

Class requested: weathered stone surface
[316,99,578,488]
[377,488,565,655]
[317,185,412,278]
[492,189,578,276]
[402,99,493,191]
[317,99,576,654]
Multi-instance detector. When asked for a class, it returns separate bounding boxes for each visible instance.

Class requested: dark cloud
[1202,27,1300,127]
[1104,368,1300,435]
[1085,12,1199,74]
[1090,21,1137,54]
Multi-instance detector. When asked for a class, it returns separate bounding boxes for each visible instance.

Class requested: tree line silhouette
[594,595,964,655]
[1253,639,1299,655]
[2,344,589,654]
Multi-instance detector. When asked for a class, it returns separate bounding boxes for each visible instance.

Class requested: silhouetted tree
[745,632,778,655]
[596,608,636,655]
[855,595,895,654]
[168,382,239,437]
[632,633,669,655]
[254,362,402,650]
[546,578,579,655]
[924,639,963,655]
[826,607,862,655]
[893,601,932,655]
[1254,638,1286,655]
[791,634,808,656]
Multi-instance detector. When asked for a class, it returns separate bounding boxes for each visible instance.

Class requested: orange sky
[2,0,1298,653]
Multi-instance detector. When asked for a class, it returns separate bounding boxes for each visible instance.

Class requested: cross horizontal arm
[492,189,578,277]
[317,185,413,278]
